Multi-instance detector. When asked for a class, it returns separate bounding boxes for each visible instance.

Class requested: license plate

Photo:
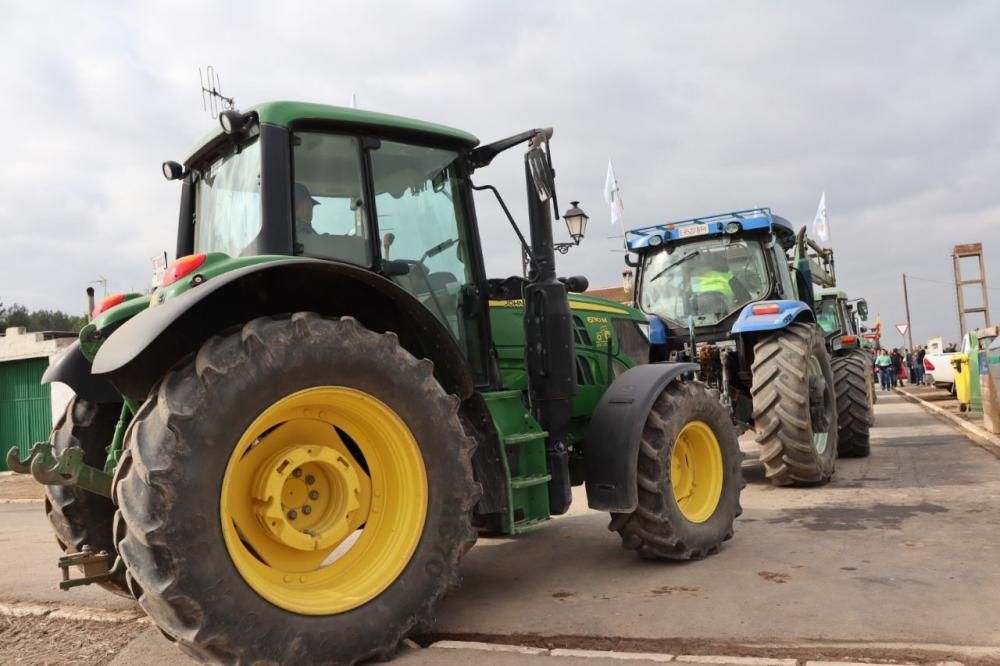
[678,223,708,238]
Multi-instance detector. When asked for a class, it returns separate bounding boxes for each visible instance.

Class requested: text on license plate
[678,223,708,238]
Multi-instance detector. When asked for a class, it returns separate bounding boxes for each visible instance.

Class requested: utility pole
[902,272,915,351]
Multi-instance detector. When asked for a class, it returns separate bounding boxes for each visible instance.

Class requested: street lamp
[554,201,589,254]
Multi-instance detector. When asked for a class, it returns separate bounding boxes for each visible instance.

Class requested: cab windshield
[193,137,262,256]
[639,237,770,327]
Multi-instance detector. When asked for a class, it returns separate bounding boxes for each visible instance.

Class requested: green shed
[0,328,76,470]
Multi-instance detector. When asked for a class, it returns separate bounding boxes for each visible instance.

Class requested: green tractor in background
[814,289,875,457]
[9,102,742,665]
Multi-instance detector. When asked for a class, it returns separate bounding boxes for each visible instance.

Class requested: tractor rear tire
[44,397,130,597]
[751,322,838,486]
[832,351,874,457]
[115,314,478,665]
[611,380,743,560]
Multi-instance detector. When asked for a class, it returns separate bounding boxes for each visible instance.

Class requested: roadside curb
[0,600,145,624]
[426,640,977,665]
[896,387,1000,455]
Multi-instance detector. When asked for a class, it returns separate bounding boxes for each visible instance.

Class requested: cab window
[291,132,371,265]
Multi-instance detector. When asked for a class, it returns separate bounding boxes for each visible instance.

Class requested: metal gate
[0,357,51,470]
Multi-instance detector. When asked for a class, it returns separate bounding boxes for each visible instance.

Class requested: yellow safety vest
[693,271,735,299]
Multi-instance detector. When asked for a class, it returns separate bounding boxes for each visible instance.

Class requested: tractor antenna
[199,65,235,117]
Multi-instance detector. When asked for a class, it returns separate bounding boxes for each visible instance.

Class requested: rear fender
[584,362,698,512]
[92,259,474,401]
[730,300,814,335]
[41,341,121,403]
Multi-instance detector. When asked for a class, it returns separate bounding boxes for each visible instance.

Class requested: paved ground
[430,392,1000,647]
[2,392,998,664]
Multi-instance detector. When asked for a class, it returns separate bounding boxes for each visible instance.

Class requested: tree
[0,302,86,334]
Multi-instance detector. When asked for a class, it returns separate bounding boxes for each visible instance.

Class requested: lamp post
[553,201,589,254]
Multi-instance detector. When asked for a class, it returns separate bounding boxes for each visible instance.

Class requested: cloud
[1,0,997,348]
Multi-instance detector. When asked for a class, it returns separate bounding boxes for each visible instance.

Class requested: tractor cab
[815,289,869,354]
[627,208,798,343]
[168,102,492,378]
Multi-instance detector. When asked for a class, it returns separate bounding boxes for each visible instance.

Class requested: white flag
[604,160,625,225]
[813,191,830,244]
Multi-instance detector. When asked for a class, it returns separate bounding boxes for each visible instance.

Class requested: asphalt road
[2,392,999,664]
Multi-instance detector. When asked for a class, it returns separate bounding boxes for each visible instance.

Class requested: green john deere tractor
[815,289,875,457]
[9,102,743,665]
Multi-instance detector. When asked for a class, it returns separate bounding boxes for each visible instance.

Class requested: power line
[905,274,1000,292]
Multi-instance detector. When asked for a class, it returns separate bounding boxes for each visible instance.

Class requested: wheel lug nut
[293,469,303,478]
[309,490,319,500]
[305,475,315,485]
[302,505,312,515]
[287,510,298,520]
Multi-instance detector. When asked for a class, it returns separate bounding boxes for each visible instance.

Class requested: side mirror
[559,275,589,293]
[857,299,869,321]
[527,146,554,203]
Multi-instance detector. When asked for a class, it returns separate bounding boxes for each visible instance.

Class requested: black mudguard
[584,362,699,512]
[41,340,121,403]
[92,259,475,402]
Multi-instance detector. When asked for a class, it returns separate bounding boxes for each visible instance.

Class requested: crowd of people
[872,346,926,391]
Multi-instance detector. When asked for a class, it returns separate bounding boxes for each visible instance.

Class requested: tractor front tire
[611,380,743,560]
[832,351,874,458]
[44,397,130,597]
[115,314,478,665]
[751,322,838,486]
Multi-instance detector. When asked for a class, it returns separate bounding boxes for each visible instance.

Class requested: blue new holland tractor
[627,208,838,486]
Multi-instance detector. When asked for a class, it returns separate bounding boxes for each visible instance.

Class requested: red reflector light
[751,304,781,315]
[841,336,857,344]
[924,358,935,371]
[92,293,126,318]
[161,254,207,287]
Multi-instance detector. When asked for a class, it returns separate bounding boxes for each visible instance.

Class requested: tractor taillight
[751,304,781,315]
[92,293,126,318]
[841,335,857,344]
[161,254,207,287]
[924,358,935,371]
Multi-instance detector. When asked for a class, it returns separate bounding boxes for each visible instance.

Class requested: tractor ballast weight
[9,101,743,664]
[628,207,840,486]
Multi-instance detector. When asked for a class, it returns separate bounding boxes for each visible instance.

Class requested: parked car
[924,351,958,393]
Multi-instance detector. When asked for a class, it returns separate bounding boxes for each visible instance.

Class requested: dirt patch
[649,585,700,596]
[0,475,44,501]
[757,571,791,584]
[0,614,145,665]
[766,502,948,531]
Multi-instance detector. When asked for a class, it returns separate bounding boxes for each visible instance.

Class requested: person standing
[876,348,893,391]
[915,346,926,385]
[890,348,903,388]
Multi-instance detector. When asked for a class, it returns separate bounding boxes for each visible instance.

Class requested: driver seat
[693,291,728,315]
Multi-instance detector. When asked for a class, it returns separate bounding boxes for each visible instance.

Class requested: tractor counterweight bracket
[57,546,120,590]
[6,442,113,498]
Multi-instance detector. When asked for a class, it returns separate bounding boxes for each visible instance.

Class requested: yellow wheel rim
[670,421,724,523]
[220,386,427,615]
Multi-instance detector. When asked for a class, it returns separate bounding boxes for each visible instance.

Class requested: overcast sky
[2,1,997,346]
